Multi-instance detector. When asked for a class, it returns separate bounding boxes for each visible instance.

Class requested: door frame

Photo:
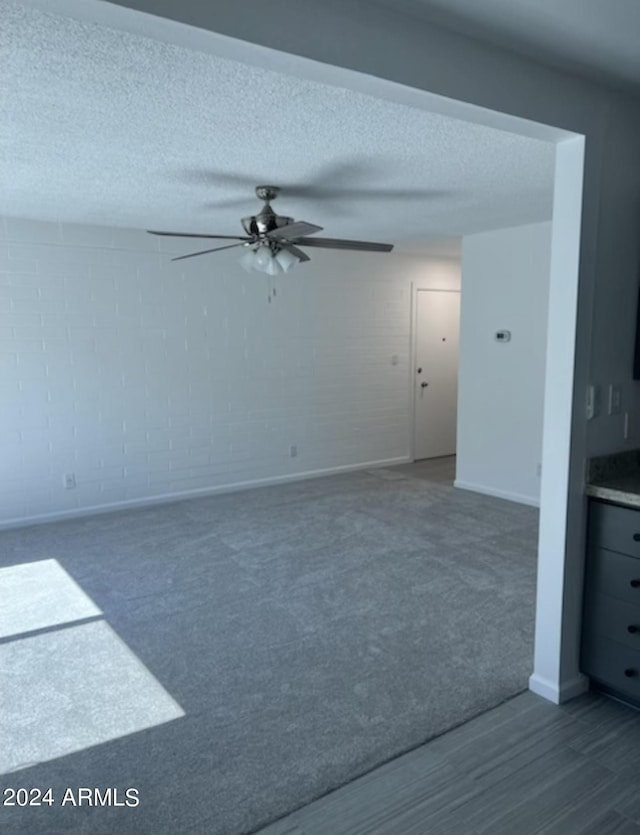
[409,285,462,463]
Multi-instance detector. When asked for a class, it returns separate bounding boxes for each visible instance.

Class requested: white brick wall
[0,215,459,526]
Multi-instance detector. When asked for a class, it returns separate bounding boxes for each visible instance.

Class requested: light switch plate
[608,384,622,415]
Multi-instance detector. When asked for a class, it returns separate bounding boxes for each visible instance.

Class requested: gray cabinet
[582,500,640,706]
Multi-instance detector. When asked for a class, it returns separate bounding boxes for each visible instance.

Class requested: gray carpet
[0,465,538,835]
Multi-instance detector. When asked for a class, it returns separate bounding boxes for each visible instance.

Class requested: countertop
[586,476,640,509]
[587,450,640,509]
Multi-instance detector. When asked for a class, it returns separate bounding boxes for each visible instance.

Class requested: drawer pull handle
[629,625,640,634]
[631,580,640,589]
[634,534,640,542]
[624,668,638,678]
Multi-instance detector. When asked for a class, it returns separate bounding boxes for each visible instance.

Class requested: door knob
[421,382,429,389]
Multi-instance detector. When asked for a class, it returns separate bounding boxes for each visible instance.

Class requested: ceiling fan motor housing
[242,186,293,237]
[241,209,295,237]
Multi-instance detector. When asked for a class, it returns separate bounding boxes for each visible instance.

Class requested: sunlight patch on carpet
[0,560,184,774]
[0,558,101,638]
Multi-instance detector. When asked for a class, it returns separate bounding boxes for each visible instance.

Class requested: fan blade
[300,188,451,201]
[149,230,251,240]
[180,161,373,195]
[281,243,310,263]
[171,242,249,262]
[268,221,323,241]
[181,165,452,204]
[293,237,393,253]
[180,170,261,188]
[203,198,259,210]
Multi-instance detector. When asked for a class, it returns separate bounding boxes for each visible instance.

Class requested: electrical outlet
[289,445,297,458]
[63,473,76,490]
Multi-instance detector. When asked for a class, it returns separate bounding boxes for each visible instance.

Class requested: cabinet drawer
[581,633,640,704]
[584,591,640,650]
[585,547,640,605]
[589,501,640,557]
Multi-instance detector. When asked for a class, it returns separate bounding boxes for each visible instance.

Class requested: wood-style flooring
[258,687,640,835]
[258,458,640,835]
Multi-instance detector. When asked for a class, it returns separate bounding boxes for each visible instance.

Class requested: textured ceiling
[378,0,640,92]
[1,0,558,255]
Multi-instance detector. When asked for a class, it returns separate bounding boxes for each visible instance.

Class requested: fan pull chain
[267,274,278,303]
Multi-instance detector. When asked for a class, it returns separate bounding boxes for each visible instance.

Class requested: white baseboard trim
[454,479,540,508]
[528,672,590,704]
[0,456,411,530]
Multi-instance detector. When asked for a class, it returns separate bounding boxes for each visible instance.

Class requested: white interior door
[413,289,460,460]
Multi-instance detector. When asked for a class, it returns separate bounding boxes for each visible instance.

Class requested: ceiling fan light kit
[148,184,394,279]
[238,241,300,275]
[273,246,299,273]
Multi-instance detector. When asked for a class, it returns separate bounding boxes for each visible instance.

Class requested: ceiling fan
[147,185,394,275]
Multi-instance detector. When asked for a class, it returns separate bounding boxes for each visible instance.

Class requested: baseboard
[528,672,589,704]
[454,479,540,508]
[0,456,411,530]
